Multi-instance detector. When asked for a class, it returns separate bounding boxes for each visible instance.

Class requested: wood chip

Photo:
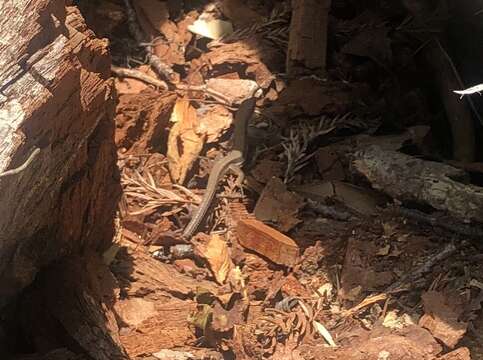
[254,177,304,232]
[236,219,299,267]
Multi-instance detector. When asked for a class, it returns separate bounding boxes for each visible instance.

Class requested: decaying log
[111,246,218,358]
[286,0,331,77]
[112,245,218,298]
[18,256,128,359]
[0,1,119,303]
[353,145,483,223]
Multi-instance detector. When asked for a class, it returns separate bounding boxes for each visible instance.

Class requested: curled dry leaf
[167,99,205,184]
[195,234,234,284]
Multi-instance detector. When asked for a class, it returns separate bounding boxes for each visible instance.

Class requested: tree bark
[353,145,483,223]
[0,1,119,304]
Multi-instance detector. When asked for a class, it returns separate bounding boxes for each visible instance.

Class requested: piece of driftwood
[286,0,332,77]
[0,1,119,304]
[353,145,483,222]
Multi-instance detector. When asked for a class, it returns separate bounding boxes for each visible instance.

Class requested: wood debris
[286,0,332,76]
[237,219,299,267]
[5,0,483,359]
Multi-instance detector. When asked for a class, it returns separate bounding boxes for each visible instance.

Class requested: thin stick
[111,65,168,90]
[110,65,233,105]
[0,147,40,178]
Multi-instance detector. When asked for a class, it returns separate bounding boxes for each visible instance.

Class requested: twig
[305,199,353,221]
[0,147,40,178]
[111,65,168,90]
[341,293,388,318]
[110,65,233,105]
[176,83,233,105]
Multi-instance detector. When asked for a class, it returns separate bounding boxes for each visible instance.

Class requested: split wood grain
[236,219,299,267]
[286,0,331,76]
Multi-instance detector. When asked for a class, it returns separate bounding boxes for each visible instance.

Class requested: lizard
[181,97,256,239]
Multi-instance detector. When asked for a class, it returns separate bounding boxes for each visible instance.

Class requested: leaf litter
[76,0,483,358]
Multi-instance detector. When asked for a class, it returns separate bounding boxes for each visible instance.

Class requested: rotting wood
[110,245,216,357]
[286,0,332,77]
[0,1,119,303]
[353,145,483,223]
[111,244,218,298]
[20,256,128,359]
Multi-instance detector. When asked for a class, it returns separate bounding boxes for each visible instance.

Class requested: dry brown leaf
[196,104,233,143]
[251,159,284,184]
[196,234,234,284]
[167,99,205,184]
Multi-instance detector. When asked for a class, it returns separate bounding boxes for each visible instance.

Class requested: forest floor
[78,0,483,358]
